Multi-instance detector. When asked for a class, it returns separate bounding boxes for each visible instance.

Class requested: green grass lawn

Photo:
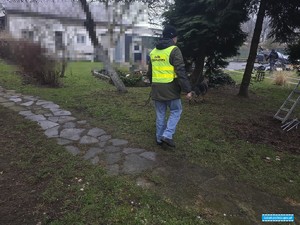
[1,60,299,224]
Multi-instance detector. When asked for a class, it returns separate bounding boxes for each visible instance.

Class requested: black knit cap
[162,25,178,39]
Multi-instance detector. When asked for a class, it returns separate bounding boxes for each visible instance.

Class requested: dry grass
[273,71,290,86]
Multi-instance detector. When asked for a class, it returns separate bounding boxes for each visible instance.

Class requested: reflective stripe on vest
[150,46,177,83]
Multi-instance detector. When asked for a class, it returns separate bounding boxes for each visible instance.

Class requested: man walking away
[266,49,278,71]
[147,25,192,148]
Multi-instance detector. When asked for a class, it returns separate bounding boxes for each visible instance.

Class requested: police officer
[147,25,192,147]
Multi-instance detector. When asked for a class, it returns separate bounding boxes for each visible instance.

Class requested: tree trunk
[79,0,127,93]
[238,0,267,97]
[190,51,206,86]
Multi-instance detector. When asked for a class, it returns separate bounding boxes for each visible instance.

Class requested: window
[134,45,140,51]
[55,31,63,50]
[134,53,142,62]
[77,34,86,44]
[21,30,34,41]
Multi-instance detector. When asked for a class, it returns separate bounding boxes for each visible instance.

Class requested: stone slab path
[0,86,157,182]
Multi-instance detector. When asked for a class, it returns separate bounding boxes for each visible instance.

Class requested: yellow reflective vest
[150,46,177,83]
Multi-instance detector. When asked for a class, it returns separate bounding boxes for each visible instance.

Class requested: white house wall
[6,15,159,63]
[65,26,94,61]
[7,14,95,60]
[95,26,127,63]
[2,0,161,64]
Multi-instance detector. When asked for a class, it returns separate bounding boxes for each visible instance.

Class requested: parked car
[276,52,289,64]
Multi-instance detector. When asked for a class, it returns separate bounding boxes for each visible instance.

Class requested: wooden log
[91,69,111,80]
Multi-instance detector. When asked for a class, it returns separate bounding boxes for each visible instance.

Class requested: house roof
[1,0,83,19]
[0,0,147,25]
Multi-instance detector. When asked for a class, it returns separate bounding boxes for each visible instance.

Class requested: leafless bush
[0,32,64,87]
[273,71,289,86]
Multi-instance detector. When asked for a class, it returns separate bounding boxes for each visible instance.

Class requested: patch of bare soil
[225,114,300,154]
[211,85,300,154]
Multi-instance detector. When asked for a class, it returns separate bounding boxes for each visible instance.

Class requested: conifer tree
[163,0,249,85]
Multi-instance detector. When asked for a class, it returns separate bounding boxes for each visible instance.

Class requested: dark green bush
[208,71,236,87]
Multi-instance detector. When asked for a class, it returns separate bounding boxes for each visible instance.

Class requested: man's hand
[186,92,193,100]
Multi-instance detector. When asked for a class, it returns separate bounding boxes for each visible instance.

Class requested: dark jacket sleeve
[169,47,192,93]
[146,61,152,84]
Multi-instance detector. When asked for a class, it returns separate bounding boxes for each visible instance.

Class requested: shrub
[119,74,143,87]
[207,71,236,87]
[0,32,63,87]
[115,65,130,76]
[0,32,15,62]
[118,69,147,87]
[97,67,147,87]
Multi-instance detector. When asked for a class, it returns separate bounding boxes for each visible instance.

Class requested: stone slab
[53,110,72,116]
[57,116,76,124]
[41,103,60,109]
[44,126,60,138]
[105,153,121,165]
[38,121,59,130]
[48,116,59,123]
[65,146,80,156]
[63,122,76,129]
[104,146,121,153]
[87,128,106,138]
[9,97,22,103]
[21,101,34,107]
[26,114,46,122]
[60,128,85,141]
[109,139,128,146]
[19,111,34,117]
[49,116,76,124]
[123,148,145,155]
[36,100,53,105]
[98,142,106,148]
[122,154,154,175]
[84,147,103,160]
[140,151,156,161]
[98,135,111,142]
[79,135,99,144]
